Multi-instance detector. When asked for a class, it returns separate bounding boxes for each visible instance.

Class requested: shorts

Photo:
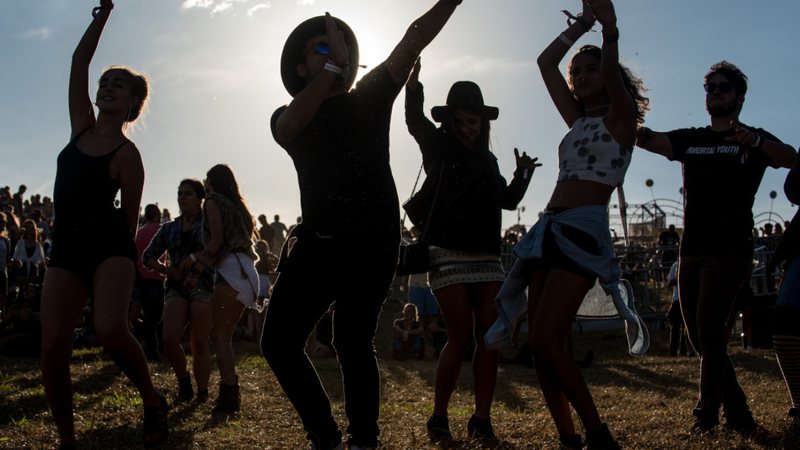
[165,287,213,305]
[428,246,505,291]
[529,223,598,281]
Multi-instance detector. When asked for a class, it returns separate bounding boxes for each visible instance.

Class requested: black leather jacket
[404,84,531,254]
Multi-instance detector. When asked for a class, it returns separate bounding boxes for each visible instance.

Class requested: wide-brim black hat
[280,15,360,97]
[431,81,499,122]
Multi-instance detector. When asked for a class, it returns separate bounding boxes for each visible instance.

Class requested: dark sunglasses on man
[703,81,734,94]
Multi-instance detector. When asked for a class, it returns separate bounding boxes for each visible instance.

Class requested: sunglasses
[312,41,330,56]
[703,82,734,94]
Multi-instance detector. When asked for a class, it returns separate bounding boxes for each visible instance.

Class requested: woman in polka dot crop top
[557,114,633,187]
[499,0,650,448]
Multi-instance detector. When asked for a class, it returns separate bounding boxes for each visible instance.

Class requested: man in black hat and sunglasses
[261,2,464,449]
[636,61,796,434]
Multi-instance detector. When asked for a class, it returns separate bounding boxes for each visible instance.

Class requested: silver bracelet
[324,60,343,75]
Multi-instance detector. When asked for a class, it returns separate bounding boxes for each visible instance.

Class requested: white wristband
[324,61,342,75]
[558,33,574,46]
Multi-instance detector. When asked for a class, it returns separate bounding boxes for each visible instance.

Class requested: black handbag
[396,241,430,276]
[396,162,443,276]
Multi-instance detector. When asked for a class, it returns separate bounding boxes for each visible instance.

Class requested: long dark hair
[206,164,255,237]
[441,109,492,154]
[567,45,650,125]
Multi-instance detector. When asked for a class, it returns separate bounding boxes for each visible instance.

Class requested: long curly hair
[567,45,650,125]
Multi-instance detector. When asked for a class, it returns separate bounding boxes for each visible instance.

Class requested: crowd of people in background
[4,0,800,449]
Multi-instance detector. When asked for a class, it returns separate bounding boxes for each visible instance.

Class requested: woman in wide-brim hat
[403,58,540,446]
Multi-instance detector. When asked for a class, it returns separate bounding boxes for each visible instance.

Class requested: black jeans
[679,255,751,417]
[261,229,398,448]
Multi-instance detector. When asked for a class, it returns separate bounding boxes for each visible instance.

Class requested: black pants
[679,255,751,417]
[261,229,398,448]
[667,301,690,356]
[135,278,165,359]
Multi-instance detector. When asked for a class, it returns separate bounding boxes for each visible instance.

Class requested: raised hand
[587,0,617,28]
[406,57,422,90]
[99,0,114,8]
[325,12,349,67]
[514,148,542,173]
[580,0,597,26]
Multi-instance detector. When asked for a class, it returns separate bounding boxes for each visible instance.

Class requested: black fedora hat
[280,15,360,97]
[431,81,499,122]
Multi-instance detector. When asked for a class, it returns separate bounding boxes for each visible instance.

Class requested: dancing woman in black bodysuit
[40,1,167,448]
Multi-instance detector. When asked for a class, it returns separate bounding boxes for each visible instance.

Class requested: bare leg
[472,281,501,419]
[529,269,602,432]
[212,282,245,385]
[431,283,473,417]
[40,268,90,446]
[189,301,213,392]
[162,296,190,380]
[92,257,161,406]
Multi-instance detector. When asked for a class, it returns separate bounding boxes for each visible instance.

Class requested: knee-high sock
[774,334,800,410]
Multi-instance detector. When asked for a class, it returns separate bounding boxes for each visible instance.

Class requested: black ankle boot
[691,408,719,433]
[176,376,194,403]
[559,432,583,450]
[467,415,497,442]
[585,423,620,450]
[426,415,452,445]
[724,409,756,434]
[212,377,240,414]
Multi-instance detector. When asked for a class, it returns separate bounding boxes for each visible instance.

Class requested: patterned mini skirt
[427,245,506,291]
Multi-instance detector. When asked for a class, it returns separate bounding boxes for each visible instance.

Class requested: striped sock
[774,334,800,410]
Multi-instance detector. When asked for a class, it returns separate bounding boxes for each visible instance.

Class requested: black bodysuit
[49,128,137,289]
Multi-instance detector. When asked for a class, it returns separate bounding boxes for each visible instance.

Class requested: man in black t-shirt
[637,61,796,434]
[261,3,463,449]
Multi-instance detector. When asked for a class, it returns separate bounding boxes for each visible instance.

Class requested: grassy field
[1,299,798,449]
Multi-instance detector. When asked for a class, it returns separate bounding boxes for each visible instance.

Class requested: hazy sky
[2,0,798,234]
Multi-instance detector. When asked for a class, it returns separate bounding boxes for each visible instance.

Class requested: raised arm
[384,0,462,85]
[274,13,348,145]
[404,58,437,145]
[501,148,541,210]
[69,0,114,136]
[590,0,637,146]
[537,2,595,126]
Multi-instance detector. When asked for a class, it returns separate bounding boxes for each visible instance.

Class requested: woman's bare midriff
[546,180,615,210]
